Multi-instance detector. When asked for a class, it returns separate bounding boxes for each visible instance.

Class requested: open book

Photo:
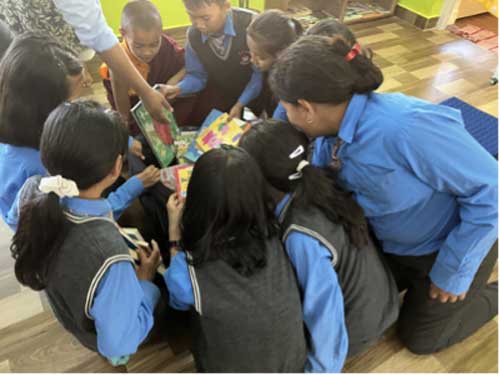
[120,227,166,275]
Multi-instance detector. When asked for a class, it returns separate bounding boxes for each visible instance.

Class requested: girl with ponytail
[270,26,498,355]
[246,10,303,120]
[11,100,161,366]
[239,120,399,372]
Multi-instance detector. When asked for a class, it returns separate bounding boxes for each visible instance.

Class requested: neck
[320,100,350,136]
[78,185,106,200]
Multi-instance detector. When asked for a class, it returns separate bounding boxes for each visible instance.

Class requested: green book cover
[130,100,180,168]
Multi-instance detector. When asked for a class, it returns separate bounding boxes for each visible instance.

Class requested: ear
[297,99,316,124]
[110,155,123,179]
[119,27,127,39]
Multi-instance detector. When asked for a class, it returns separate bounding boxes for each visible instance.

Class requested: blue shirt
[2,136,142,231]
[273,102,288,122]
[177,12,263,106]
[0,144,46,226]
[164,251,195,311]
[62,197,160,359]
[53,0,118,53]
[312,93,498,295]
[276,194,348,373]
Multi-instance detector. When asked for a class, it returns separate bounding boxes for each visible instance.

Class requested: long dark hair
[181,146,278,277]
[0,20,12,58]
[247,10,303,57]
[11,100,128,291]
[269,34,383,105]
[0,33,82,149]
[239,120,369,249]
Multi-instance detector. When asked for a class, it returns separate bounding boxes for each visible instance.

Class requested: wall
[101,0,265,34]
[397,0,445,18]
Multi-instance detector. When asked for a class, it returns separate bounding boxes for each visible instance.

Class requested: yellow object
[477,0,498,16]
[100,0,265,35]
[196,113,245,152]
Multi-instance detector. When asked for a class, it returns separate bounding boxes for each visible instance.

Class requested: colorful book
[120,227,166,274]
[130,88,180,168]
[174,164,194,199]
[175,131,197,164]
[196,113,245,152]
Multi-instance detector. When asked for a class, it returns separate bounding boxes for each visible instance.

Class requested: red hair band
[344,43,362,62]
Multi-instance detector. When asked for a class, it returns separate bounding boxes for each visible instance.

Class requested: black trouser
[384,242,498,354]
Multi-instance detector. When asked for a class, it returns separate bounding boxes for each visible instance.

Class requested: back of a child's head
[247,10,303,57]
[0,20,13,59]
[0,33,82,149]
[239,120,369,249]
[12,100,128,291]
[121,0,162,31]
[182,146,277,277]
[306,18,357,45]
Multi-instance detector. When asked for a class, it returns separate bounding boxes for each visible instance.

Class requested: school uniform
[100,34,195,133]
[17,175,160,361]
[312,92,498,354]
[164,236,307,372]
[0,139,144,231]
[178,8,263,123]
[276,193,399,372]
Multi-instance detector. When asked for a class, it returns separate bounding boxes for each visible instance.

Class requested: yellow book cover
[195,113,245,152]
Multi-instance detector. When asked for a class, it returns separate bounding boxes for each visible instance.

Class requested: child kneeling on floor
[11,100,161,366]
[164,146,307,372]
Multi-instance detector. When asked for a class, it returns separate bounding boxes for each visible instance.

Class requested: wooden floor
[455,13,498,33]
[0,16,498,373]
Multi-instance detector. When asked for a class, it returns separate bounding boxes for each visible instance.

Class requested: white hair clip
[289,145,305,159]
[288,160,310,180]
[39,175,79,198]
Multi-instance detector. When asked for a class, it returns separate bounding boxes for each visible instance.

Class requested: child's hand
[157,84,181,100]
[429,282,467,303]
[136,165,160,188]
[130,139,145,160]
[166,193,185,239]
[136,240,161,281]
[228,101,244,121]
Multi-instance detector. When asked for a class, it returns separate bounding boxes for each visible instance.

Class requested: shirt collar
[62,197,112,218]
[337,93,369,144]
[201,11,236,43]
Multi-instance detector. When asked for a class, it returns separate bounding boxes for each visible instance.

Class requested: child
[162,0,263,122]
[164,146,307,372]
[11,100,162,365]
[246,10,303,120]
[100,0,193,134]
[0,33,159,230]
[269,34,498,355]
[239,120,399,371]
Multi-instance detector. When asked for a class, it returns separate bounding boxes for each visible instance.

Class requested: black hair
[269,34,383,105]
[0,20,13,58]
[11,100,129,291]
[122,0,163,31]
[183,0,227,9]
[0,33,82,149]
[181,146,278,277]
[306,18,356,44]
[239,120,369,249]
[247,10,303,57]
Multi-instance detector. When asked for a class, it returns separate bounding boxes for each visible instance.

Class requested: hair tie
[288,160,310,180]
[345,43,362,62]
[39,175,79,198]
[289,145,305,159]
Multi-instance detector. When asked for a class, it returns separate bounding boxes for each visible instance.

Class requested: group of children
[0,0,497,372]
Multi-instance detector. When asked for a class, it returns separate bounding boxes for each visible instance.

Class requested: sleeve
[272,102,289,122]
[396,107,498,295]
[53,0,119,53]
[106,176,144,220]
[285,231,349,373]
[238,65,263,106]
[177,42,207,96]
[164,251,195,311]
[5,188,21,231]
[89,261,160,358]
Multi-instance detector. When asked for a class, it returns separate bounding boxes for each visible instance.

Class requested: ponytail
[11,186,68,290]
[269,34,383,105]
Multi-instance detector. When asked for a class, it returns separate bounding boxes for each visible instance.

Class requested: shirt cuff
[177,81,191,96]
[124,176,145,197]
[90,27,119,53]
[128,136,134,149]
[429,260,474,295]
[138,280,161,310]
